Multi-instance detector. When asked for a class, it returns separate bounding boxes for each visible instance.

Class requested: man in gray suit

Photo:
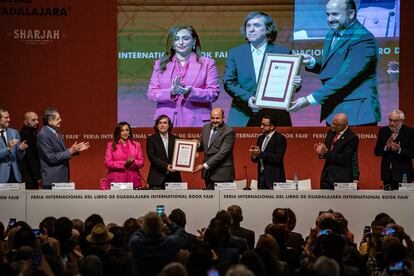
[194,108,235,190]
[37,108,90,189]
[0,108,28,183]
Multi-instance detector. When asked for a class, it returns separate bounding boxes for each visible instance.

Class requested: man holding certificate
[193,108,235,190]
[288,0,381,126]
[147,115,182,189]
[223,11,301,127]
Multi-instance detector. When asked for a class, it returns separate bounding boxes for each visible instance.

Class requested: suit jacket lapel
[208,126,223,150]
[243,44,257,88]
[187,53,202,87]
[168,134,175,160]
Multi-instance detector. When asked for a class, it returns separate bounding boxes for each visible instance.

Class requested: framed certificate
[255,53,303,110]
[172,139,197,172]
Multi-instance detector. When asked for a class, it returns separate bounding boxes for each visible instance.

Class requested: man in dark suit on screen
[223,11,301,126]
[249,114,287,189]
[315,113,358,189]
[374,110,414,190]
[289,0,381,126]
[194,107,235,190]
[146,114,182,190]
[37,108,90,189]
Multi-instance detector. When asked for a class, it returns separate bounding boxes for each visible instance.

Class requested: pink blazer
[146,53,220,127]
[102,140,144,189]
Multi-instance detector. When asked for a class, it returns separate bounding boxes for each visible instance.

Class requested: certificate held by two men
[255,53,303,110]
[171,139,197,172]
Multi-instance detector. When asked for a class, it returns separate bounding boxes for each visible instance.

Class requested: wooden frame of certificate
[255,53,303,110]
[171,139,197,172]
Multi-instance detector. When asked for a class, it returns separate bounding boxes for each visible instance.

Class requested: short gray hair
[43,107,59,126]
[0,108,8,119]
[390,109,405,120]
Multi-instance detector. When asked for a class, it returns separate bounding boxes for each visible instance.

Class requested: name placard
[165,182,188,190]
[334,182,357,190]
[273,182,297,190]
[399,183,414,191]
[110,182,133,190]
[52,182,76,190]
[0,183,21,191]
[215,182,237,190]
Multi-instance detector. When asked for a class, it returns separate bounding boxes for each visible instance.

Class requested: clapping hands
[171,75,192,95]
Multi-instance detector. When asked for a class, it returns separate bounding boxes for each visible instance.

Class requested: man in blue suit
[288,0,381,126]
[223,11,301,127]
[0,108,28,183]
[37,108,90,189]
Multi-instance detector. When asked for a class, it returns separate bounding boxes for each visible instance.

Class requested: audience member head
[272,208,289,227]
[158,262,188,276]
[313,256,341,276]
[318,217,341,234]
[108,226,128,249]
[314,233,345,263]
[215,210,233,229]
[285,208,297,231]
[256,234,280,259]
[53,217,73,242]
[12,225,35,249]
[169,208,187,228]
[72,218,84,234]
[39,216,57,237]
[240,250,266,276]
[142,212,163,236]
[265,223,289,252]
[79,255,103,276]
[204,221,227,250]
[187,241,214,276]
[122,217,140,240]
[84,214,104,235]
[86,223,113,249]
[227,205,243,226]
[225,264,255,276]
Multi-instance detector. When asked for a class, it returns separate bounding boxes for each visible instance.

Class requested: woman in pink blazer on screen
[102,122,144,189]
[147,24,220,127]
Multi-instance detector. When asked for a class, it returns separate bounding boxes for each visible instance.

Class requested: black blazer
[252,131,287,188]
[146,133,182,188]
[321,128,359,186]
[19,126,41,186]
[374,125,414,182]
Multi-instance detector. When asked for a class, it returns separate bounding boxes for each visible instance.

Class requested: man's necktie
[331,133,340,150]
[0,130,7,146]
[208,128,217,147]
[330,32,340,51]
[261,136,270,151]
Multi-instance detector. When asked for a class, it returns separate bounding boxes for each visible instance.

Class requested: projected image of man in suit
[289,0,381,126]
[223,11,302,126]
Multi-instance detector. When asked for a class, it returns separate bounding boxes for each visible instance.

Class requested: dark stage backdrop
[1,0,413,189]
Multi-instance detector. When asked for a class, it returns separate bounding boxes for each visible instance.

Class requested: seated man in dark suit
[314,113,358,189]
[168,208,197,251]
[227,205,255,250]
[146,115,182,189]
[374,109,414,190]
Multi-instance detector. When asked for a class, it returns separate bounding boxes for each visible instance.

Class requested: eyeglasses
[260,123,272,127]
[389,119,402,123]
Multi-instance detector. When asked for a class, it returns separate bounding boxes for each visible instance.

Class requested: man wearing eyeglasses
[249,114,286,189]
[314,113,358,189]
[374,110,414,190]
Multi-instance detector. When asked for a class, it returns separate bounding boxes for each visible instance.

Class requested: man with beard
[374,110,414,190]
[20,112,41,189]
[194,107,235,190]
